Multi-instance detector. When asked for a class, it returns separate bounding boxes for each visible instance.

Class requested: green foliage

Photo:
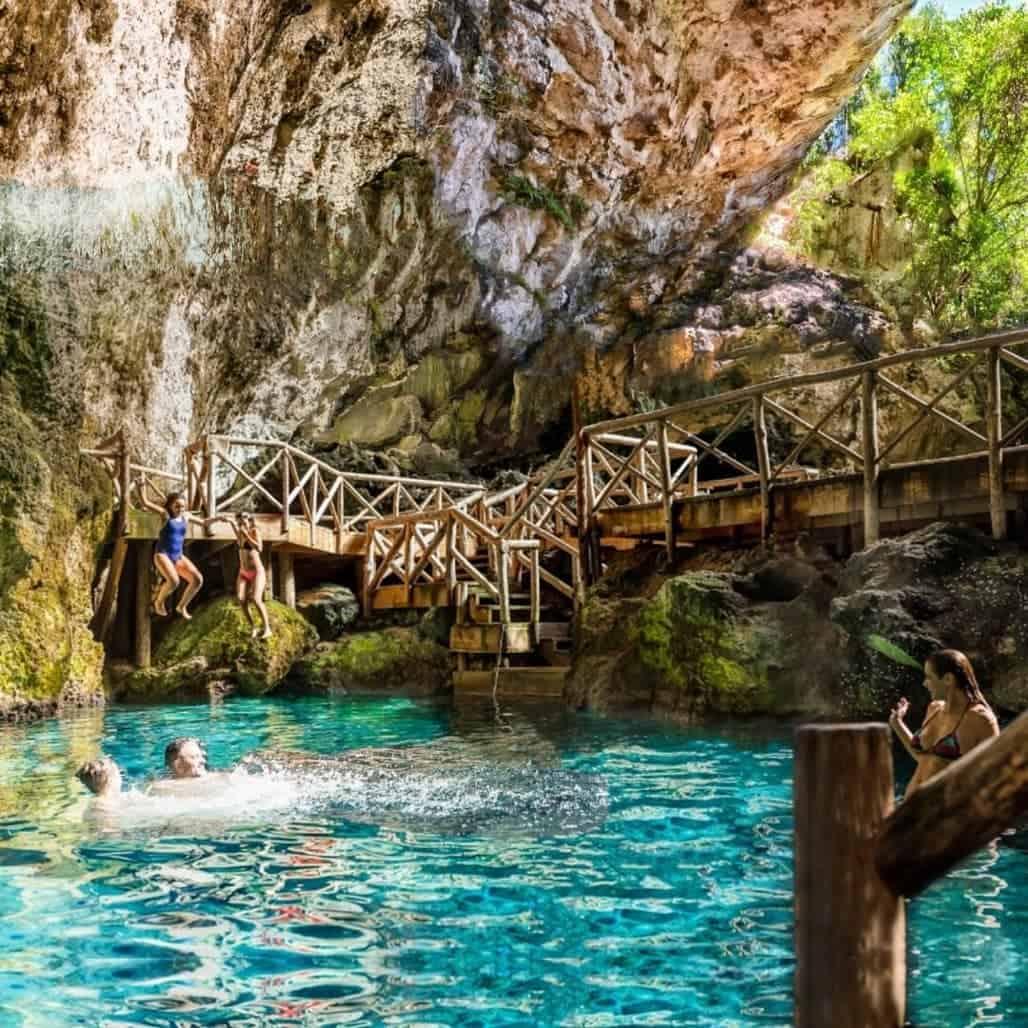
[501,175,586,231]
[799,3,1028,331]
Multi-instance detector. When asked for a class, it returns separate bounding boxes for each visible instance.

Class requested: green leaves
[867,634,923,670]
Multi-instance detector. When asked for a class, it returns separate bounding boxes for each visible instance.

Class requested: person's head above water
[76,756,122,798]
[163,491,186,518]
[923,649,987,706]
[164,737,207,778]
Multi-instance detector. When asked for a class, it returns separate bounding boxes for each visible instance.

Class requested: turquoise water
[0,696,1025,1027]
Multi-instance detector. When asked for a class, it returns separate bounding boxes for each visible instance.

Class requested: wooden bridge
[84,327,1028,692]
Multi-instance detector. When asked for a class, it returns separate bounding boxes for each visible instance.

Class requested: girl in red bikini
[231,513,273,639]
[889,649,998,798]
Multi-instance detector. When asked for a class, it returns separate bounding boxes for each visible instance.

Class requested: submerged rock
[121,597,317,700]
[295,584,360,641]
[294,627,451,697]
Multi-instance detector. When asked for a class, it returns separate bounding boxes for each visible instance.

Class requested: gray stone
[295,584,361,641]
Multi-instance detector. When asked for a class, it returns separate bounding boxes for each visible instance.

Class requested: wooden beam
[862,370,881,547]
[771,380,861,483]
[876,355,984,466]
[764,397,864,465]
[875,710,1028,899]
[986,346,1007,540]
[133,542,151,668]
[878,372,986,449]
[96,536,129,644]
[278,551,296,609]
[795,724,905,1028]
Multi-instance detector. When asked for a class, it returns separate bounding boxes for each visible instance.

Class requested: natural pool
[0,696,1025,1027]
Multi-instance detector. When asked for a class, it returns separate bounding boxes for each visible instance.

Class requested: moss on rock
[128,597,317,698]
[0,376,109,717]
[635,573,775,715]
[298,627,451,696]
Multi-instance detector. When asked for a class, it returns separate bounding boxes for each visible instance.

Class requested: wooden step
[453,667,568,700]
[449,622,535,654]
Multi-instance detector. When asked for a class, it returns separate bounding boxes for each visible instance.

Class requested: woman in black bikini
[889,649,998,797]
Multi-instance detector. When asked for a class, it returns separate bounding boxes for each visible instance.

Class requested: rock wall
[0,0,913,715]
[567,523,1028,721]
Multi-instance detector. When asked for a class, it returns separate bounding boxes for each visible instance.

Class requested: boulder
[122,597,317,699]
[295,584,360,641]
[295,627,451,697]
[326,393,422,448]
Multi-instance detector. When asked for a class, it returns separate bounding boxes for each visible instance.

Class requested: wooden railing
[363,442,582,620]
[181,435,484,545]
[579,327,1028,562]
[794,713,1028,1027]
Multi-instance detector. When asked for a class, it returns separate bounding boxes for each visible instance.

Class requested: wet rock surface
[568,523,1028,721]
[121,597,318,699]
[291,627,451,697]
[295,584,361,642]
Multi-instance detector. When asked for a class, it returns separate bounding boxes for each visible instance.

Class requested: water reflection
[0,698,1023,1026]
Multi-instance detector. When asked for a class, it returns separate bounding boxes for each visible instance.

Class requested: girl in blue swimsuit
[889,649,999,797]
[149,491,205,619]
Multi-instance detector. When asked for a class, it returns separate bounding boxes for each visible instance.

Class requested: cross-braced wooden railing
[363,506,545,623]
[363,441,583,619]
[578,326,1028,572]
[177,435,483,551]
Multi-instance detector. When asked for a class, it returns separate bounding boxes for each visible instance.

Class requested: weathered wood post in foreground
[794,724,905,1028]
[796,711,1028,1027]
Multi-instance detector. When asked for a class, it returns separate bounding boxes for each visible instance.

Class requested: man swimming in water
[75,756,122,802]
[75,737,234,803]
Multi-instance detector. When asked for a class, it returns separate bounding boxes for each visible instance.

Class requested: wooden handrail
[583,327,1028,436]
[874,709,1028,898]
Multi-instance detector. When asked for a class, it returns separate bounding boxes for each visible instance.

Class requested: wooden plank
[794,724,905,1028]
[875,710,1028,899]
[658,421,675,560]
[772,380,861,483]
[368,583,452,610]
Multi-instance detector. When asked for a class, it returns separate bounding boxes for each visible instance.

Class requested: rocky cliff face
[0,0,912,714]
[2,0,912,463]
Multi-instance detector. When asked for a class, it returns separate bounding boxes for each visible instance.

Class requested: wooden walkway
[84,327,1028,685]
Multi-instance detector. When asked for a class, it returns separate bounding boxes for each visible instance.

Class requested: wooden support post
[861,370,880,547]
[363,532,376,617]
[96,536,129,644]
[658,421,675,561]
[263,542,274,600]
[752,397,771,542]
[118,434,131,536]
[278,551,296,609]
[530,547,541,626]
[497,542,511,624]
[206,437,218,519]
[986,346,1007,541]
[876,710,1028,898]
[446,517,457,604]
[281,450,290,537]
[133,542,151,668]
[795,724,905,1028]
